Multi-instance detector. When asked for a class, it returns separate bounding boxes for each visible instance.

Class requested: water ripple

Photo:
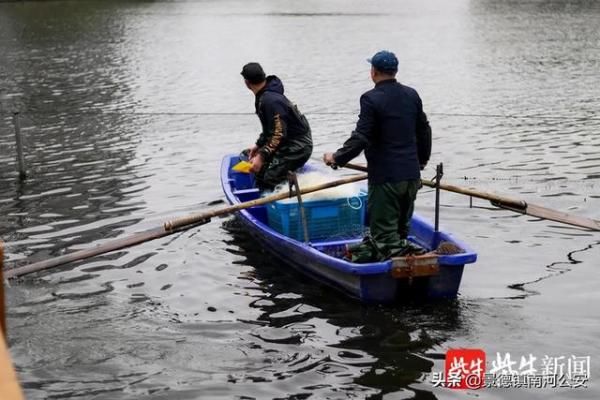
[2,0,599,399]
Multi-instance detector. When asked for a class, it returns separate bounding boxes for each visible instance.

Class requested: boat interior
[227,160,434,260]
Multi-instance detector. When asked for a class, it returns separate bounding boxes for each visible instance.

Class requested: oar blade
[524,203,600,231]
[497,202,600,231]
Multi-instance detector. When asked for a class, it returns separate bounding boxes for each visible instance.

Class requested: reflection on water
[218,218,466,398]
[1,0,600,399]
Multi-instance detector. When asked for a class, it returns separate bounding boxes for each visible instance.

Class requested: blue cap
[367,50,398,73]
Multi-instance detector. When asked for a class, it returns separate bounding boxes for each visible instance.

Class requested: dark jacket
[333,79,432,184]
[255,76,312,160]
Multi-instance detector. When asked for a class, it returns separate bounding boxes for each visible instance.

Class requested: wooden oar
[4,173,368,279]
[0,242,5,337]
[0,241,24,400]
[342,162,600,231]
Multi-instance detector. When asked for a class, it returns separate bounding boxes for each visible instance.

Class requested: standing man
[241,62,313,191]
[323,50,432,262]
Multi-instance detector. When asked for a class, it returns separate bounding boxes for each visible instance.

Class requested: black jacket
[255,76,312,160]
[333,79,432,184]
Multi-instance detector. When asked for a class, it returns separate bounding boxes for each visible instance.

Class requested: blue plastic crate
[267,191,367,241]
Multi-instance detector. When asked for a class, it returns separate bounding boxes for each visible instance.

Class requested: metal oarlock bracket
[288,172,310,243]
[434,163,444,232]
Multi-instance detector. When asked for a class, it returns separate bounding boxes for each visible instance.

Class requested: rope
[2,109,600,121]
[435,176,600,183]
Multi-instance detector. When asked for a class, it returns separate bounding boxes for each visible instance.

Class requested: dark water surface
[1,0,599,399]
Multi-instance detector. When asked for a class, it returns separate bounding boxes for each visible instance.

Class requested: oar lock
[491,199,528,212]
[164,217,212,232]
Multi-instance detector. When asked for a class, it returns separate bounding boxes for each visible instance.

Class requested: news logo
[431,349,590,390]
[444,348,486,389]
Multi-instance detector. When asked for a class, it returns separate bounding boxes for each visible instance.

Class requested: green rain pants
[349,180,421,263]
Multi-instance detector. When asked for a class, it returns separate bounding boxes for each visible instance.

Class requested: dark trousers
[348,180,420,262]
[255,146,312,191]
[368,180,420,252]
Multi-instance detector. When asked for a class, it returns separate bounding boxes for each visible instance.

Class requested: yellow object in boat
[232,160,252,173]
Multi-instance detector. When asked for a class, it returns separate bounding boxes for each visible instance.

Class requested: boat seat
[230,170,255,190]
[233,188,261,202]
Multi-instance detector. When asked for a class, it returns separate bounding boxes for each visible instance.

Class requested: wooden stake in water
[12,112,26,180]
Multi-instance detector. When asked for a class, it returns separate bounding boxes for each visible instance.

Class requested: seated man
[241,62,313,191]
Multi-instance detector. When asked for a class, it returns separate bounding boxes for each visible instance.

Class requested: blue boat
[221,154,477,304]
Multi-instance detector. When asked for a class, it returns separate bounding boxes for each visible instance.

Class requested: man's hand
[249,144,259,159]
[250,153,264,173]
[323,152,336,166]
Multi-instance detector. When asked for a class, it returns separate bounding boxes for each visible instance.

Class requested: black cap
[241,62,266,84]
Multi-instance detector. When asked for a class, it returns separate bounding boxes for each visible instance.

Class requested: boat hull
[221,155,476,303]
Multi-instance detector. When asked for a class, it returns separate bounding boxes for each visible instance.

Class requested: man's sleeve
[255,132,267,147]
[415,97,432,168]
[333,94,375,166]
[258,100,287,160]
